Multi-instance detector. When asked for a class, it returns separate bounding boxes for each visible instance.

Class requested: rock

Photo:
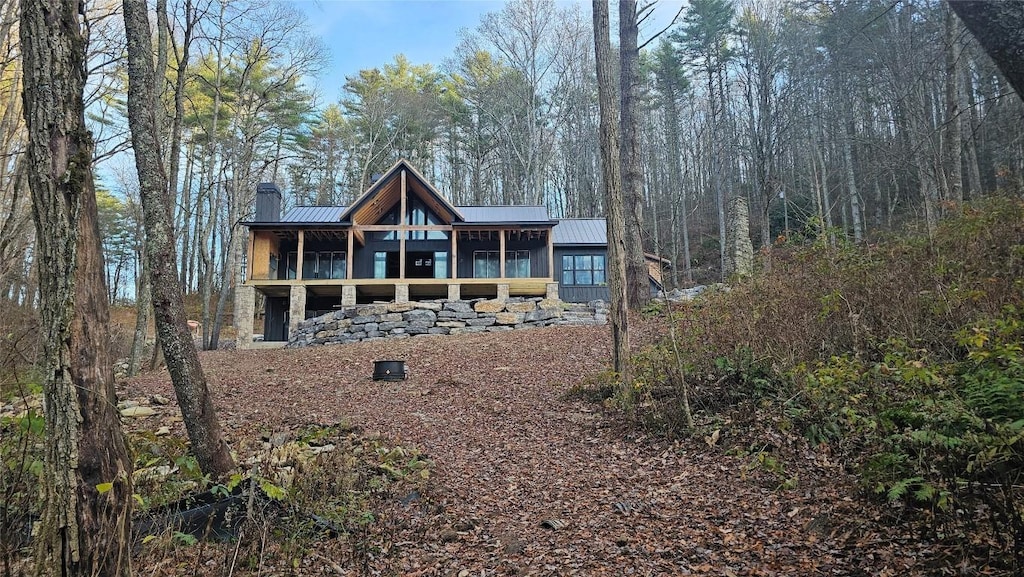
[494,312,524,325]
[387,302,415,313]
[474,299,505,313]
[414,302,442,311]
[404,309,437,323]
[380,313,403,322]
[526,308,558,322]
[435,321,466,328]
[538,298,562,310]
[443,301,473,313]
[379,321,408,331]
[356,304,389,316]
[427,327,450,335]
[120,406,155,418]
[155,426,171,436]
[505,301,536,313]
[269,431,291,448]
[150,394,171,406]
[352,315,376,325]
[454,311,478,320]
[465,317,496,327]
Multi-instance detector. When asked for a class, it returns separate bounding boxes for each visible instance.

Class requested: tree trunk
[618,0,649,310]
[128,245,150,377]
[944,4,964,205]
[122,0,235,479]
[20,0,133,574]
[949,1,1024,101]
[593,0,631,388]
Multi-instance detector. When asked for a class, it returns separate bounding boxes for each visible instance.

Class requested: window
[374,252,387,279]
[433,251,448,279]
[406,197,449,240]
[562,254,606,285]
[505,250,531,278]
[473,251,499,278]
[287,251,347,279]
[303,251,317,280]
[286,252,298,279]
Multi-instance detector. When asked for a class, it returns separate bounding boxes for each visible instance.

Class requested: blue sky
[291,0,506,99]
[290,0,686,102]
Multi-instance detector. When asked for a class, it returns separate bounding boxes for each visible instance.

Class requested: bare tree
[619,0,650,309]
[949,1,1024,100]
[593,0,631,389]
[20,0,133,573]
[123,0,235,478]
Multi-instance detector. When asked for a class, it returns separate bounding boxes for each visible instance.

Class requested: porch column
[547,229,554,279]
[450,231,458,279]
[499,228,506,278]
[288,285,306,338]
[296,230,305,280]
[236,285,255,349]
[497,283,509,301]
[395,283,409,303]
[346,231,354,279]
[546,282,559,300]
[399,169,407,279]
[246,230,255,281]
[447,283,460,301]
[342,285,357,307]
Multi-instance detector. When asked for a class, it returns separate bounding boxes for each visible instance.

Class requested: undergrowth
[625,197,1024,571]
[0,416,437,575]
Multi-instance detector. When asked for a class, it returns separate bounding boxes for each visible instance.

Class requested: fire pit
[372,360,407,381]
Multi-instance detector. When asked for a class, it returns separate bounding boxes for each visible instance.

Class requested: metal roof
[455,205,551,224]
[552,218,607,245]
[280,206,346,223]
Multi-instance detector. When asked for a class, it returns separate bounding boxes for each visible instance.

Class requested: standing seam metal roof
[455,206,550,223]
[280,206,346,223]
[552,218,607,245]
[275,206,609,247]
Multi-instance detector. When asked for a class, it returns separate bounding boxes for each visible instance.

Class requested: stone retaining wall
[287,297,608,348]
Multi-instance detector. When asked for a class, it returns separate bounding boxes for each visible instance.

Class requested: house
[237,159,660,345]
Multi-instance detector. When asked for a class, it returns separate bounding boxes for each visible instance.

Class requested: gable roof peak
[339,159,464,224]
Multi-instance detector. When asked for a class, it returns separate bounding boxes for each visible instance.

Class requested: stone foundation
[287,297,609,348]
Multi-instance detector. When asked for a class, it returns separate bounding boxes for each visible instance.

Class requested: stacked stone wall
[288,297,608,348]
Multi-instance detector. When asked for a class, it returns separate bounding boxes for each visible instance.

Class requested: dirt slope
[127,326,926,576]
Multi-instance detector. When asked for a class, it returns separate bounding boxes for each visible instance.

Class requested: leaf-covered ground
[126,325,950,575]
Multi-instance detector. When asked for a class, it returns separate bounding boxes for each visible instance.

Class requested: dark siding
[554,246,610,303]
[264,297,288,341]
[353,238,452,278]
[561,285,610,302]
[456,238,549,278]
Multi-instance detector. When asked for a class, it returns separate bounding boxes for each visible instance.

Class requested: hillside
[122,325,945,575]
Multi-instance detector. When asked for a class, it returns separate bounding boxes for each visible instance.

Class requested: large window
[473,251,499,278]
[287,251,346,279]
[434,251,448,279]
[505,250,531,278]
[406,197,448,240]
[562,254,606,285]
[374,252,387,279]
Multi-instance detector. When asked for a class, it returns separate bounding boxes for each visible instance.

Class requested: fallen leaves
[122,324,990,575]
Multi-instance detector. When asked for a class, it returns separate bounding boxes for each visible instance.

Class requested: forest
[2,0,1024,574]
[3,0,1023,352]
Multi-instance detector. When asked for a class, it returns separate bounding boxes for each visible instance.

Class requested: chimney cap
[257,182,281,195]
